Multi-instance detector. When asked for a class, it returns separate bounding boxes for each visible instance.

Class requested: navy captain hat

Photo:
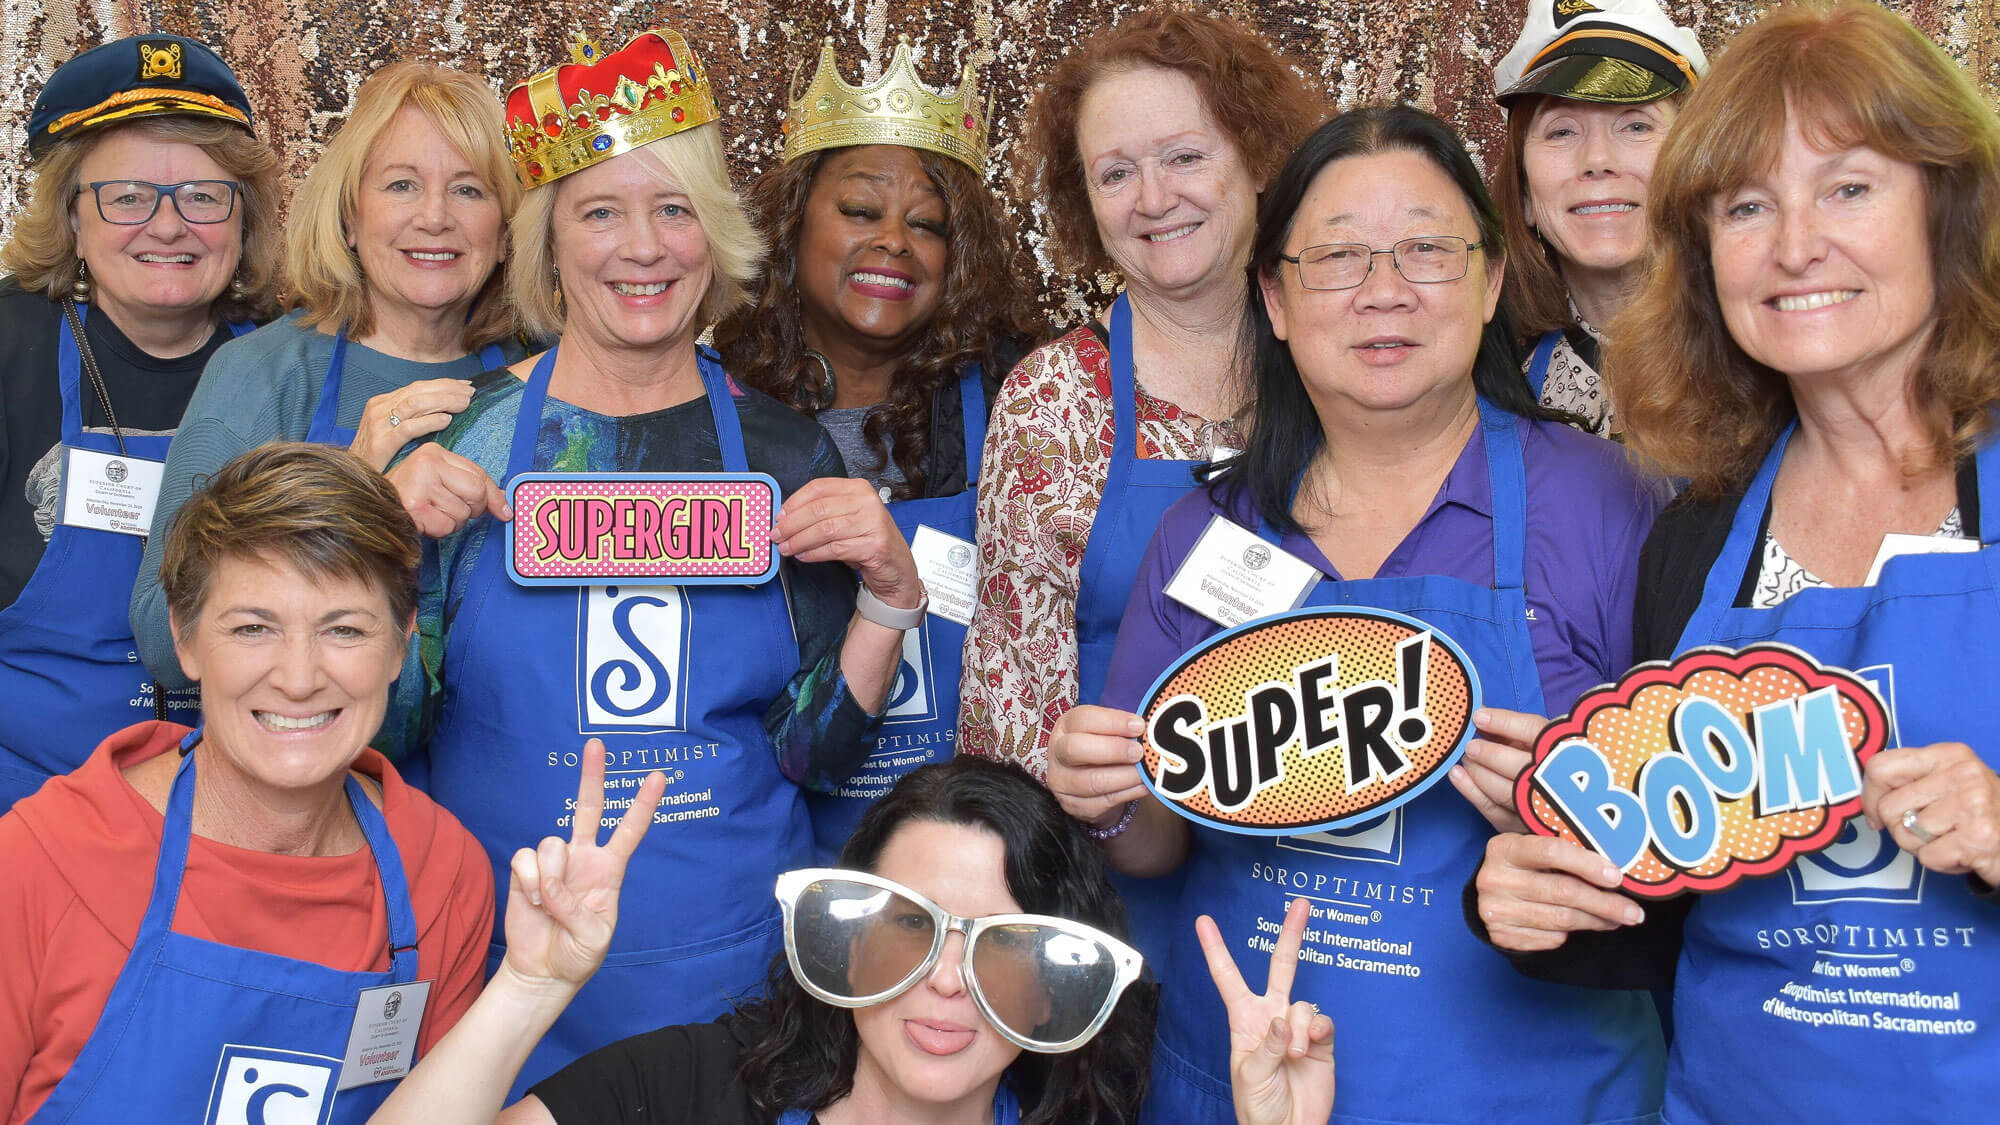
[28,34,254,158]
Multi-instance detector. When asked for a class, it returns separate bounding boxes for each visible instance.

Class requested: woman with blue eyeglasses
[0,35,282,810]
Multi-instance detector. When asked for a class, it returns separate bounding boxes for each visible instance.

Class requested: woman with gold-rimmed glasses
[1048,106,1666,1125]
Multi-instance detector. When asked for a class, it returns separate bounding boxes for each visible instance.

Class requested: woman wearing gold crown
[380,27,923,1093]
[714,37,1041,861]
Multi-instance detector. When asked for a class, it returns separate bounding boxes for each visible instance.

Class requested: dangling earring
[552,267,564,317]
[70,260,90,303]
[227,269,249,302]
[801,349,838,411]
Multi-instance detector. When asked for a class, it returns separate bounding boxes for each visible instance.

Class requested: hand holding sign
[1048,705,1149,828]
[501,739,666,992]
[774,476,923,611]
[1475,832,1645,952]
[386,442,511,538]
[1198,897,1336,1125]
[1514,644,1891,898]
[1449,707,1543,834]
[1864,742,2000,888]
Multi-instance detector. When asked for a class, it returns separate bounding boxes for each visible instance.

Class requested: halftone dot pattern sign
[1517,643,1891,898]
[1138,607,1479,835]
[506,472,781,586]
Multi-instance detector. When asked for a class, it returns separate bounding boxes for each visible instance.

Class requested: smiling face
[1708,115,1934,389]
[550,149,714,355]
[171,552,409,799]
[348,105,506,328]
[796,145,949,355]
[1075,65,1259,300]
[849,820,1024,1114]
[1260,148,1502,420]
[1522,98,1674,277]
[71,129,243,332]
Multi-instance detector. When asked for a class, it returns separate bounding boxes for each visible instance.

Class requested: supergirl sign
[506,472,781,586]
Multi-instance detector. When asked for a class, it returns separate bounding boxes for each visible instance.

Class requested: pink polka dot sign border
[1515,643,1892,900]
[505,472,782,586]
[1137,606,1481,837]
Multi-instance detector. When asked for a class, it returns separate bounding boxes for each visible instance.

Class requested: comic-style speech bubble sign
[1514,643,1892,899]
[1137,607,1481,835]
[506,472,780,586]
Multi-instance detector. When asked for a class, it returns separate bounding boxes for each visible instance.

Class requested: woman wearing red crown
[714,36,1042,862]
[380,27,923,1094]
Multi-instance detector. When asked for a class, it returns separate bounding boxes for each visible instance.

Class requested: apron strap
[1478,398,1529,593]
[1079,295,1142,594]
[147,730,421,980]
[1976,432,2000,548]
[56,303,88,446]
[959,364,986,482]
[1525,330,1560,400]
[478,341,506,370]
[1677,421,1795,651]
[698,346,752,474]
[307,326,351,446]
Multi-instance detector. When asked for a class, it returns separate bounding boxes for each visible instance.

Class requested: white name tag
[59,447,163,536]
[1163,514,1321,628]
[910,524,977,627]
[337,980,431,1090]
[1864,532,1979,585]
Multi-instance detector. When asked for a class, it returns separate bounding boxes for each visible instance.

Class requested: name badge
[59,447,163,536]
[337,980,431,1090]
[910,525,977,626]
[1864,532,1978,585]
[1163,515,1320,627]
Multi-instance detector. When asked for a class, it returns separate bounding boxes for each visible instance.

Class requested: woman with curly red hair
[715,37,1041,860]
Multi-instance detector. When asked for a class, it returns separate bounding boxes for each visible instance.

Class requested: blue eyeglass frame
[74,179,243,225]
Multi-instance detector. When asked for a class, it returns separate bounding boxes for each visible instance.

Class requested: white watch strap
[856,583,927,629]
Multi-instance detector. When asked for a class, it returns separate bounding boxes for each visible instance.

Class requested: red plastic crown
[504,28,719,190]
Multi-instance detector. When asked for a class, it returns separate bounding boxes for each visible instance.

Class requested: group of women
[1,0,1997,1121]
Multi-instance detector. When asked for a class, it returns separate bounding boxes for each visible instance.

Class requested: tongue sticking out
[904,1020,975,1056]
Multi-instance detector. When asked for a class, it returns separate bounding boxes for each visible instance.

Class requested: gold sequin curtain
[3,0,1996,317]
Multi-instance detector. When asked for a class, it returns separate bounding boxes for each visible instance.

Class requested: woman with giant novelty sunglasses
[372,753,1332,1125]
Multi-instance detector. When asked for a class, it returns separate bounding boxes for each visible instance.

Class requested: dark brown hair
[1612,0,2000,496]
[715,148,1041,499]
[160,443,421,638]
[1015,5,1322,277]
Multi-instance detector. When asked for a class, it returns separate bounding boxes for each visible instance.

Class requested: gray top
[813,404,904,494]
[129,309,524,687]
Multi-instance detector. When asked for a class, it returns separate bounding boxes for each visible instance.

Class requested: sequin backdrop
[3,1,1995,317]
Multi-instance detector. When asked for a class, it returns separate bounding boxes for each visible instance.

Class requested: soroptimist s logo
[1137,606,1480,835]
[105,459,128,484]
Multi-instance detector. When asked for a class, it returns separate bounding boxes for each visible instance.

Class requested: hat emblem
[1553,0,1603,27]
[137,41,183,81]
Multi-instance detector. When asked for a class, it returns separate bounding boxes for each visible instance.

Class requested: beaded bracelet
[1084,799,1139,841]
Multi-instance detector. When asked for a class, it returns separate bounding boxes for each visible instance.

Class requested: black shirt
[0,279,232,606]
[530,1013,784,1124]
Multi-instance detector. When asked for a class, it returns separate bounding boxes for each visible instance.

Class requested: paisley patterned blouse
[957,323,1244,776]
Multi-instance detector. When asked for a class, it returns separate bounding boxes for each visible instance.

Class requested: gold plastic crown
[782,36,990,175]
[504,27,719,190]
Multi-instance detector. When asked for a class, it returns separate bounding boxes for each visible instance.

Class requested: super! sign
[1137,607,1480,835]
[1515,644,1891,899]
[506,472,781,586]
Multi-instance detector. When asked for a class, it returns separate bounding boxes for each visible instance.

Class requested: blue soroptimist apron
[426,345,806,1094]
[1078,294,1208,968]
[1662,422,2000,1124]
[778,1082,1019,1124]
[805,367,985,860]
[32,729,421,1123]
[1526,329,1561,400]
[0,307,249,811]
[1143,401,1664,1125]
[304,326,506,446]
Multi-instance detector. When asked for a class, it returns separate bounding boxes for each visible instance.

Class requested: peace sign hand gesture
[1198,897,1336,1125]
[499,738,666,992]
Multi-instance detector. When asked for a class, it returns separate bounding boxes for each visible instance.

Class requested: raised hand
[1448,707,1546,834]
[350,378,476,471]
[1198,897,1336,1125]
[499,739,666,991]
[1047,704,1150,829]
[772,476,923,611]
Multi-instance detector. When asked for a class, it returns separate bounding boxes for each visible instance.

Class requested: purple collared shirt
[1101,416,1665,718]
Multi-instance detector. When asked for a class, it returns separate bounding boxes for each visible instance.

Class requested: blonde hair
[1613,0,2000,496]
[0,116,281,323]
[161,442,421,641]
[508,123,763,339]
[285,61,521,352]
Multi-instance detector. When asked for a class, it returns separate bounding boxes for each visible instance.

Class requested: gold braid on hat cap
[782,36,991,175]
